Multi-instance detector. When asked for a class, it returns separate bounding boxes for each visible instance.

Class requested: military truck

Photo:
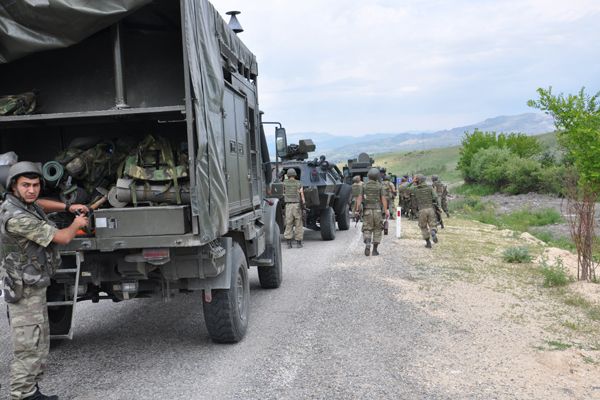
[0,0,282,343]
[343,153,375,184]
[270,133,352,240]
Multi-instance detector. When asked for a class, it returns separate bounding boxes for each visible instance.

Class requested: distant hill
[265,113,555,162]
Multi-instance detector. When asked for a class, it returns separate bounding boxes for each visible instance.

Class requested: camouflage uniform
[411,180,439,247]
[283,177,303,242]
[360,180,385,248]
[432,177,449,216]
[385,178,396,219]
[397,179,410,217]
[351,179,363,213]
[0,194,60,400]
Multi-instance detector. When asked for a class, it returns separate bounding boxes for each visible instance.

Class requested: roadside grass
[503,247,533,263]
[452,183,497,196]
[403,216,600,351]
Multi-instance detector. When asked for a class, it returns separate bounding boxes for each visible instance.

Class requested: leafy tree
[529,87,600,281]
[469,147,514,187]
[457,129,497,181]
[503,133,542,158]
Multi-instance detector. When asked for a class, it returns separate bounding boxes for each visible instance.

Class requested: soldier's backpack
[119,134,188,205]
[0,92,36,116]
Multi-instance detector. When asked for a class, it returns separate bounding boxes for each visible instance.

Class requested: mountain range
[265,112,555,163]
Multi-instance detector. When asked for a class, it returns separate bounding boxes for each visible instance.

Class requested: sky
[215,0,600,137]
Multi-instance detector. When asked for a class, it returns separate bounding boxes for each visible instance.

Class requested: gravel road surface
[0,225,451,400]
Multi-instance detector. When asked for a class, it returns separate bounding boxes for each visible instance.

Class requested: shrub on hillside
[468,147,515,187]
[503,247,533,263]
[505,157,542,194]
[535,165,568,195]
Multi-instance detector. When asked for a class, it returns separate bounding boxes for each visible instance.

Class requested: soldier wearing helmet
[1,161,89,400]
[354,167,389,256]
[410,174,439,248]
[283,168,305,248]
[431,175,449,217]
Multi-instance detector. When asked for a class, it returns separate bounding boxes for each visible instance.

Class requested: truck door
[223,87,252,213]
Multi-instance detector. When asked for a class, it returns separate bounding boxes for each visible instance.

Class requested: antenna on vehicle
[226,11,244,34]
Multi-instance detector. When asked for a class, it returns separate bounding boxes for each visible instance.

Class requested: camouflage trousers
[7,286,50,400]
[387,197,396,219]
[362,209,383,244]
[284,203,303,241]
[418,208,437,240]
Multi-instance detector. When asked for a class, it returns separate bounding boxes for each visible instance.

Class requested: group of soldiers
[281,165,450,255]
[351,169,450,252]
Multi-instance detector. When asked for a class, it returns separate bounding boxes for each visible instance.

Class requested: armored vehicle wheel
[337,203,350,231]
[320,206,336,241]
[48,305,73,337]
[258,225,283,289]
[203,242,249,343]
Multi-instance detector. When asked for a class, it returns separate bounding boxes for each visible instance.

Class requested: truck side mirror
[275,127,287,158]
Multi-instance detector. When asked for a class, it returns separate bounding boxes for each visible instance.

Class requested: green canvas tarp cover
[0,0,259,242]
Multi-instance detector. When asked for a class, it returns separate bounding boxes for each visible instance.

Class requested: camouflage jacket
[283,178,301,203]
[361,180,385,210]
[412,183,438,210]
[0,194,60,295]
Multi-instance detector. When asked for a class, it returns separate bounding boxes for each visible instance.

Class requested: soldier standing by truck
[411,174,439,248]
[1,162,89,400]
[354,168,389,256]
[283,169,305,248]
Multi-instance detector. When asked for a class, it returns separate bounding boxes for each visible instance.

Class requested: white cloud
[215,0,600,135]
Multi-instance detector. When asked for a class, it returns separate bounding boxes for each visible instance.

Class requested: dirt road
[1,219,599,399]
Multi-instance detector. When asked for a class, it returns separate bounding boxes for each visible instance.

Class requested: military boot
[431,228,438,243]
[425,239,432,248]
[296,240,303,248]
[372,243,380,256]
[287,239,293,249]
[364,244,371,256]
[23,388,58,400]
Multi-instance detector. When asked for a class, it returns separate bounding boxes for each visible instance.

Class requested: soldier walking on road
[1,162,89,400]
[411,174,439,248]
[383,175,396,220]
[354,168,389,256]
[351,175,363,218]
[431,175,450,217]
[283,168,305,248]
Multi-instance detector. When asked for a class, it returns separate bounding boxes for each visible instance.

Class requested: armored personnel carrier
[343,153,375,184]
[270,134,352,240]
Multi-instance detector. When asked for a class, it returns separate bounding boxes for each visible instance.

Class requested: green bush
[468,147,515,187]
[505,157,542,194]
[503,246,533,263]
[535,165,568,195]
[539,256,570,287]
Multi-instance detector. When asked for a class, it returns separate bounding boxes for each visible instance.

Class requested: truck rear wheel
[203,242,249,343]
[258,225,283,289]
[337,204,350,231]
[320,206,336,241]
[48,305,73,337]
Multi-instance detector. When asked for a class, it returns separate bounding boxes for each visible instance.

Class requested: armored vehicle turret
[343,152,375,184]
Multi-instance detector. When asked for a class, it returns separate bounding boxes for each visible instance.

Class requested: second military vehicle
[269,132,352,240]
[343,152,375,184]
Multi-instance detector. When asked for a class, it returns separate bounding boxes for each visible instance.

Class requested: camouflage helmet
[286,168,297,178]
[352,175,361,183]
[6,161,43,188]
[367,167,380,180]
[431,175,439,182]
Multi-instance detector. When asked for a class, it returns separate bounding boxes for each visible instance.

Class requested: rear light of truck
[142,248,170,261]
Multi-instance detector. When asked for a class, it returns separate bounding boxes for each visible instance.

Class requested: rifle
[383,216,389,235]
[354,210,362,227]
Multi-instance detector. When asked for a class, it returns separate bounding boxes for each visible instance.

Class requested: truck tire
[258,225,283,289]
[203,242,249,343]
[337,203,350,231]
[320,207,336,241]
[49,305,73,337]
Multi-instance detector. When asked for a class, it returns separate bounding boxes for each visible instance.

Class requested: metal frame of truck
[0,0,282,343]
